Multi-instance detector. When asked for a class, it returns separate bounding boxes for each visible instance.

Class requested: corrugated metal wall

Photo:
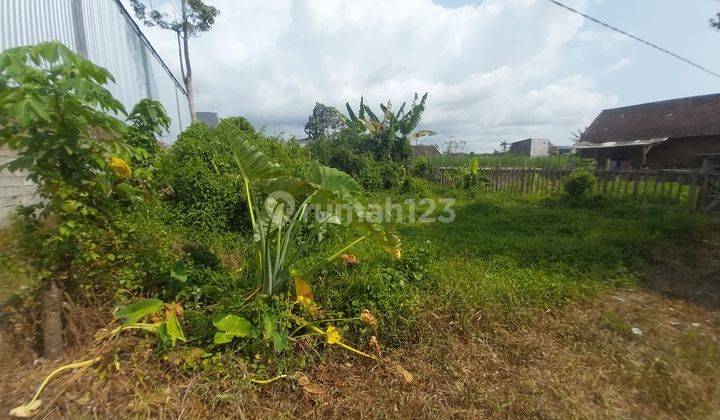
[0,0,190,141]
[0,0,191,226]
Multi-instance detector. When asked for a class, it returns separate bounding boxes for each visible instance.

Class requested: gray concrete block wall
[0,147,37,227]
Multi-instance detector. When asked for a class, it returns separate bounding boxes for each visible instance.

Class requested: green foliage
[426,152,580,170]
[341,93,435,162]
[212,313,252,344]
[117,298,164,325]
[116,298,186,348]
[563,159,597,201]
[129,0,219,37]
[155,122,246,233]
[0,42,148,278]
[156,118,313,233]
[125,99,170,162]
[308,130,406,190]
[223,125,401,295]
[304,102,345,139]
[0,42,128,185]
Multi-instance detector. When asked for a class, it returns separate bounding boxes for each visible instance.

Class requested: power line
[543,0,720,80]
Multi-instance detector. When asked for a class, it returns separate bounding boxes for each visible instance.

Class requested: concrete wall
[0,147,36,227]
[509,138,551,157]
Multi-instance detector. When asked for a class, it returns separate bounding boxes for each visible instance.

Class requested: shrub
[155,123,248,233]
[308,130,407,191]
[564,160,597,201]
[156,118,314,233]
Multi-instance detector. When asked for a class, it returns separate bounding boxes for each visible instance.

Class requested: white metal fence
[0,0,191,226]
[0,0,190,141]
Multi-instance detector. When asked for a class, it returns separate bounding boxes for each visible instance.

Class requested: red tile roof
[581,94,720,144]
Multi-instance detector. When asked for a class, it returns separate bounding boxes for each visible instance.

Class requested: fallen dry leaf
[341,253,360,266]
[393,364,414,384]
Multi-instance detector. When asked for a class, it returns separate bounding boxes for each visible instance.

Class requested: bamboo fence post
[675,173,684,203]
[698,171,711,210]
[632,171,640,199]
[687,172,698,210]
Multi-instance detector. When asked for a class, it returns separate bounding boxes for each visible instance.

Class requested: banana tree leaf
[407,130,436,141]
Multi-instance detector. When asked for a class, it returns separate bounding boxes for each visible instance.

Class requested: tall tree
[499,140,509,152]
[712,12,720,30]
[304,102,346,139]
[128,0,219,122]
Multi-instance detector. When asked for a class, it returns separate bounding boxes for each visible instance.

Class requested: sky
[123,0,720,152]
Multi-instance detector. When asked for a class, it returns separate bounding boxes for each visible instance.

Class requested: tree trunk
[185,73,197,123]
[181,0,197,123]
[42,279,64,359]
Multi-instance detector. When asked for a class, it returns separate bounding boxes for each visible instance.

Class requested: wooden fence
[431,167,720,211]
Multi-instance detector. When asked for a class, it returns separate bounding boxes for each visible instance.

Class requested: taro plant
[341,93,436,162]
[223,126,401,297]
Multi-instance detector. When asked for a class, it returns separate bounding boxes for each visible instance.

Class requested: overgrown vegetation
[1,41,718,419]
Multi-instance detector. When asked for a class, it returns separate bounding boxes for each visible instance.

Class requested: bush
[155,123,247,233]
[308,130,407,191]
[156,118,315,233]
[564,160,597,201]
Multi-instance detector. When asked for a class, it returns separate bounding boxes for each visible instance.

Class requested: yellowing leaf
[295,277,318,315]
[109,157,131,178]
[360,310,377,328]
[393,364,414,384]
[326,325,342,345]
[165,310,186,346]
[294,276,314,301]
[9,399,41,418]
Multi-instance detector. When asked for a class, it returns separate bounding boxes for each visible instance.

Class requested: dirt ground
[1,241,719,419]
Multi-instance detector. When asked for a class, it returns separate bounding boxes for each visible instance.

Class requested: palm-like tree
[341,93,436,161]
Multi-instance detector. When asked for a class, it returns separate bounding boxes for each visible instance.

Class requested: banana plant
[223,126,400,296]
[341,93,436,161]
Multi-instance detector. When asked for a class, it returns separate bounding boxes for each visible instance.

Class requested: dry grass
[1,284,718,419]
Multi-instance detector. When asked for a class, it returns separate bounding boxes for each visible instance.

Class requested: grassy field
[1,189,719,418]
[426,152,580,169]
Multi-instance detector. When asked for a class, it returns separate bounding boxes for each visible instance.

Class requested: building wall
[579,136,720,169]
[509,139,532,156]
[0,147,37,227]
[510,139,551,157]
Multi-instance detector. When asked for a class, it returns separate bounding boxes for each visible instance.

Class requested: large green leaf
[165,310,186,346]
[117,298,163,325]
[221,126,285,182]
[311,164,362,198]
[212,314,251,344]
[258,176,316,198]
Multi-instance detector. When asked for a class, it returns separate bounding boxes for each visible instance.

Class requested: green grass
[311,189,712,343]
[426,152,580,169]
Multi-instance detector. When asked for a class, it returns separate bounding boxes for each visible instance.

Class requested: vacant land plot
[2,193,718,418]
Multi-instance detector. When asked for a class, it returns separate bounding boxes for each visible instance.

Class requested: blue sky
[128,0,720,151]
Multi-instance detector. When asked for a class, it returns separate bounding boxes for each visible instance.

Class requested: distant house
[509,138,553,157]
[555,146,575,155]
[574,94,720,169]
[197,112,220,128]
[412,145,441,158]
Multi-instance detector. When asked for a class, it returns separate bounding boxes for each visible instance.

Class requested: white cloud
[128,0,619,151]
[605,57,632,73]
